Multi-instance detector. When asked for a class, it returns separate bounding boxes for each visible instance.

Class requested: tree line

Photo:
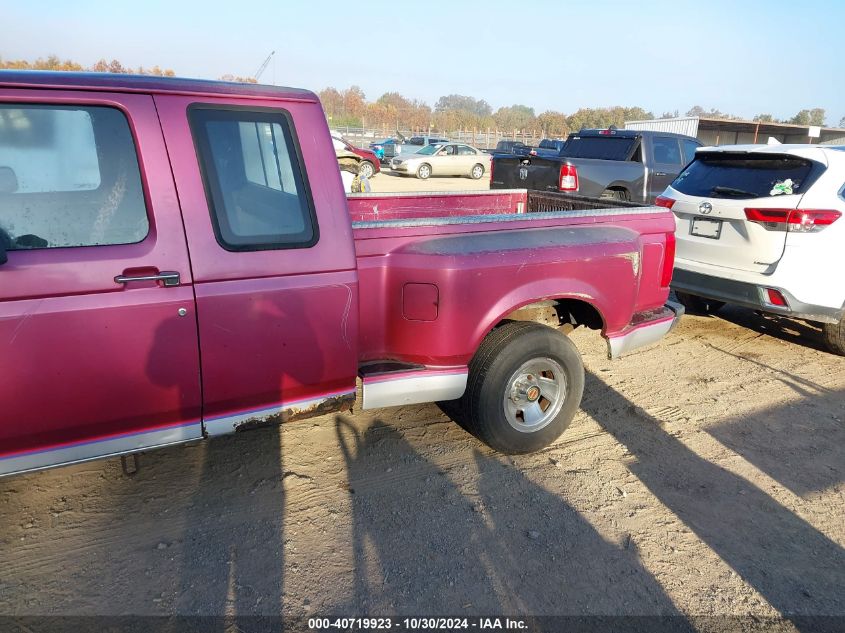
[0,55,257,84]
[2,57,839,132]
[319,87,655,137]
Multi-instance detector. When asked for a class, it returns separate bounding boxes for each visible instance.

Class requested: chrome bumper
[607,301,684,359]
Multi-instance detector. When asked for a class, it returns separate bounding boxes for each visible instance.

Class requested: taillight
[661,232,676,287]
[655,196,675,209]
[744,208,841,233]
[559,164,578,191]
[490,159,495,184]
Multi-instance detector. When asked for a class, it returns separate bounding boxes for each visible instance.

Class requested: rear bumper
[672,269,843,324]
[607,301,684,359]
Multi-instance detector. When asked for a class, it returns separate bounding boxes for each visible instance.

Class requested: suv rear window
[561,136,637,161]
[408,137,424,145]
[671,153,822,199]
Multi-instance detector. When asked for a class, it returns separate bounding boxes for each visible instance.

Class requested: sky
[4,0,844,126]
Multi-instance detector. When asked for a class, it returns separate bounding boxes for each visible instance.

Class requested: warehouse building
[625,116,845,146]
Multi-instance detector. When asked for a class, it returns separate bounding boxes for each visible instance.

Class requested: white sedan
[390,142,491,180]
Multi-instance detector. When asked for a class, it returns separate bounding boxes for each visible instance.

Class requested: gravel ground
[367,168,490,193]
[2,304,843,626]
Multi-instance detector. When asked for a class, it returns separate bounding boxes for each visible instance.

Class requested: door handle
[114,271,181,287]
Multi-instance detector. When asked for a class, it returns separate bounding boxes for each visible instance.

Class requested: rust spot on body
[233,393,356,432]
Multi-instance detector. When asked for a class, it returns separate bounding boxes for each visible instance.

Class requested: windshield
[672,153,822,199]
[561,136,637,161]
[417,144,442,155]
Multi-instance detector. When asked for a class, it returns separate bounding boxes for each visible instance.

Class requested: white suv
[659,144,845,354]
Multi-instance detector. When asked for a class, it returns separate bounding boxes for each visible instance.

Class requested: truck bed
[348,189,674,370]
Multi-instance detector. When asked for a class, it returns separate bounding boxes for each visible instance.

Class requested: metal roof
[0,70,318,102]
[626,115,845,137]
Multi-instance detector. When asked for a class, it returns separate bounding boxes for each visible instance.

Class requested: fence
[329,125,547,150]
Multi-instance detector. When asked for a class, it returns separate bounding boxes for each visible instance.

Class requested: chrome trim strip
[203,390,356,436]
[362,370,468,410]
[0,423,203,478]
[352,206,663,230]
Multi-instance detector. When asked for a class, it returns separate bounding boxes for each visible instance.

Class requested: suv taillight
[744,208,841,233]
[490,159,495,184]
[559,164,578,191]
[661,232,676,287]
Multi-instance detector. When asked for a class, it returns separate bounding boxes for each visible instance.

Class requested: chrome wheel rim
[419,165,430,178]
[472,165,483,179]
[503,357,567,433]
[360,163,373,178]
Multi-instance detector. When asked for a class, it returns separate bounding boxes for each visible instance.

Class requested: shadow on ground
[584,370,845,624]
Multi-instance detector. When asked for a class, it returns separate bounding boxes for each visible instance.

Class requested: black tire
[359,161,375,179]
[600,188,629,201]
[675,291,725,315]
[417,163,432,180]
[448,321,584,454]
[822,316,845,355]
[470,163,485,180]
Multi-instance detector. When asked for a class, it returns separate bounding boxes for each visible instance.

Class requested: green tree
[493,104,536,130]
[537,111,569,137]
[753,114,775,122]
[789,108,826,126]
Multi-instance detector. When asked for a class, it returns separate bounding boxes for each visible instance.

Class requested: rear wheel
[470,164,484,180]
[358,161,375,179]
[822,316,845,355]
[417,163,432,180]
[447,321,584,454]
[675,291,725,315]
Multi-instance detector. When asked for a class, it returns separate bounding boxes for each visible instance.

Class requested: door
[155,96,359,435]
[0,91,201,476]
[649,136,685,201]
[434,144,459,175]
[456,144,480,176]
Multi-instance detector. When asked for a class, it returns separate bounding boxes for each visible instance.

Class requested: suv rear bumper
[672,269,843,324]
[607,301,684,359]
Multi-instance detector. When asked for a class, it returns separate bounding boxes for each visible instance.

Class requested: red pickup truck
[0,72,681,478]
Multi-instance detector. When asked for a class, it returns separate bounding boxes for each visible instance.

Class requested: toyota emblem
[699,201,713,214]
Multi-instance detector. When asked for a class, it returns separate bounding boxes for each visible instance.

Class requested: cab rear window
[671,153,823,199]
[560,137,637,161]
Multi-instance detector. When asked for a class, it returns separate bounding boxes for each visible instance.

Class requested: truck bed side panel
[354,211,673,367]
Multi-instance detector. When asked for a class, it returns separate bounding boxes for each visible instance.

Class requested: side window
[0,105,149,250]
[457,145,476,155]
[189,107,317,251]
[441,145,456,155]
[681,139,700,164]
[652,136,682,165]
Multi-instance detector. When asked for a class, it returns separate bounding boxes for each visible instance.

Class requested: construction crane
[254,51,275,82]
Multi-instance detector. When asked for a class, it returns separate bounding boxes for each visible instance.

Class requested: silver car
[390,143,491,180]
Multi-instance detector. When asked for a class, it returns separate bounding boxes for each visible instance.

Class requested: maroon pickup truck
[0,72,682,477]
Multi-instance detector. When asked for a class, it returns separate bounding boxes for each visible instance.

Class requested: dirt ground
[367,168,491,193]
[2,303,844,626]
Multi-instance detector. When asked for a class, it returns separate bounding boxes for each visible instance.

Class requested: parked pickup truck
[0,72,681,478]
[491,129,702,203]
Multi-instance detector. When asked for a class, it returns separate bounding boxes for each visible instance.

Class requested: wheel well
[498,299,604,332]
[605,186,630,199]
